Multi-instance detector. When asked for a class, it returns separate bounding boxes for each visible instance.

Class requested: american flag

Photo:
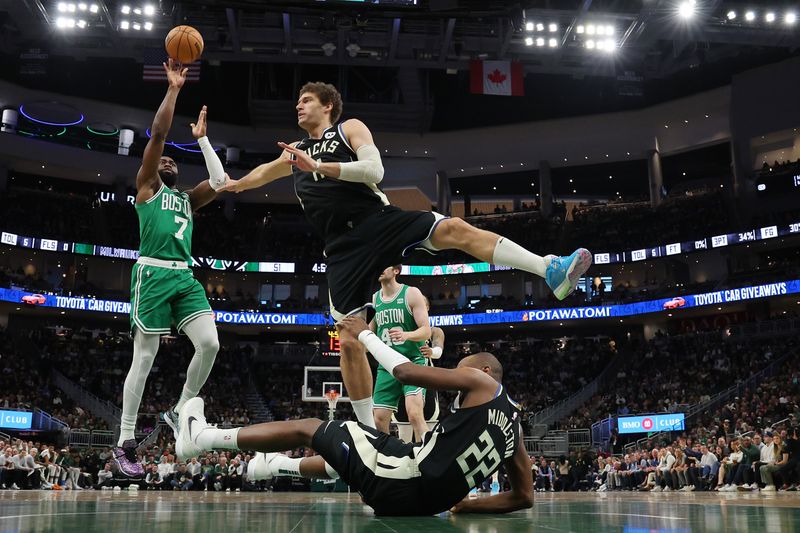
[142,48,200,82]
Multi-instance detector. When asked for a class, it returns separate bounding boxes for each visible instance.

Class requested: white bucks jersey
[292,122,389,241]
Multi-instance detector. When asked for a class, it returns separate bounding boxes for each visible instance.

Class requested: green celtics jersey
[373,284,425,363]
[135,183,193,262]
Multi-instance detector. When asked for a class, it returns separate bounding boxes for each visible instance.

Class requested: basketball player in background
[177,315,533,516]
[113,59,229,477]
[220,81,591,430]
[395,295,444,442]
[369,265,430,442]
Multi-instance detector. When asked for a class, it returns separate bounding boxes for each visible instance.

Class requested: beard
[158,169,178,188]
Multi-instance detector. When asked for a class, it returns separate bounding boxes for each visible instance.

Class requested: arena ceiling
[2,1,799,79]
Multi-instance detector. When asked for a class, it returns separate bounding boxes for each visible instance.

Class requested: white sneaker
[176,397,207,462]
[10,484,19,490]
[686,486,695,492]
[651,486,662,492]
[247,452,278,481]
[663,486,671,492]
[763,485,776,492]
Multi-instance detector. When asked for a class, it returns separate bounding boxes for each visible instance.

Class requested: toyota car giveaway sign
[617,413,685,434]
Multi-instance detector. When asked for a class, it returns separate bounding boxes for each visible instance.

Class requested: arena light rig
[53,2,100,30]
[119,3,157,31]
[524,19,561,48]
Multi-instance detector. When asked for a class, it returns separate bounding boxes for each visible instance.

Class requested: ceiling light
[525,36,533,46]
[67,3,76,12]
[745,11,755,22]
[132,22,141,30]
[536,37,545,47]
[586,39,595,49]
[596,26,606,36]
[78,2,87,10]
[605,25,614,35]
[787,12,797,25]
[596,40,605,50]
[536,23,544,32]
[121,5,130,15]
[120,20,130,29]
[89,4,98,13]
[576,25,585,34]
[727,10,736,20]
[548,38,558,48]
[603,40,615,52]
[586,24,596,35]
[525,21,534,31]
[144,21,153,31]
[76,19,86,28]
[144,5,155,16]
[765,12,776,23]
[678,1,696,20]
[548,23,558,32]
[133,8,142,15]
[57,2,67,12]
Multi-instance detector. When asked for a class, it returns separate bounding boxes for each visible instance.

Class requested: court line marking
[547,511,687,520]
[286,501,316,533]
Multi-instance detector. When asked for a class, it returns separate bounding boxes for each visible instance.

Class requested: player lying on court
[219,81,591,430]
[176,315,533,516]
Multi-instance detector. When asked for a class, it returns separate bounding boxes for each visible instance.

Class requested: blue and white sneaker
[545,248,592,300]
[163,407,180,437]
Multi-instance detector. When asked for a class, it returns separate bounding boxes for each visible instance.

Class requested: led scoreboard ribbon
[4,280,798,326]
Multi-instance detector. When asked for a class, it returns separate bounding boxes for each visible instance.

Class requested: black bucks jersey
[292,122,390,242]
[414,384,523,513]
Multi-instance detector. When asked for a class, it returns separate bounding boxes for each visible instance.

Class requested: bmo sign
[617,413,685,435]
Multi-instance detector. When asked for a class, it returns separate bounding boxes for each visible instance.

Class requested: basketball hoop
[325,389,340,421]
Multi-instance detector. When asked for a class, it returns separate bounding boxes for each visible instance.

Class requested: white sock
[176,314,219,412]
[491,237,547,278]
[195,426,240,451]
[119,330,160,446]
[324,462,340,480]
[351,398,376,428]
[271,455,303,477]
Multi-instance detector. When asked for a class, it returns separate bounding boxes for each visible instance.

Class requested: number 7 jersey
[136,183,194,262]
[413,384,522,510]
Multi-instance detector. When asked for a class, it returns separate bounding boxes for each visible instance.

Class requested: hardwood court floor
[2,490,800,532]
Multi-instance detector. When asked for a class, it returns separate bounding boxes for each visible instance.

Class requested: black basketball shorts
[312,419,433,516]
[324,206,446,321]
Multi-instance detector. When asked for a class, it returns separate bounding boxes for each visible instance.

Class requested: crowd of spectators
[7,178,796,269]
[561,332,797,430]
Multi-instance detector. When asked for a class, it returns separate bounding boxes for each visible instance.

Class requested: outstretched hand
[164,58,188,89]
[277,141,318,172]
[336,316,370,338]
[191,105,207,139]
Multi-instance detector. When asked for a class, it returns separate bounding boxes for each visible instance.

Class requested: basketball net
[325,389,340,421]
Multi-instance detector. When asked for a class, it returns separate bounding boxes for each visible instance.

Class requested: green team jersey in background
[373,284,425,364]
[136,183,193,262]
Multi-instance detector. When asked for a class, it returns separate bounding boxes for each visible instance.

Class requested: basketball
[165,25,204,64]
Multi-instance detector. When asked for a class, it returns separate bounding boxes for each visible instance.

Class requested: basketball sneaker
[163,408,180,437]
[247,452,278,481]
[113,439,145,478]
[545,248,593,300]
[176,397,207,462]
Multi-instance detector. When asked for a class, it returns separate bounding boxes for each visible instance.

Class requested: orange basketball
[165,25,204,64]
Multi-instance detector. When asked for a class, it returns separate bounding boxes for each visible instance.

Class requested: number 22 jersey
[414,384,522,512]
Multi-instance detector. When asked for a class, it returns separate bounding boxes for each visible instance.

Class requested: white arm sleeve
[337,144,384,184]
[430,346,443,360]
[197,136,226,190]
[358,330,409,377]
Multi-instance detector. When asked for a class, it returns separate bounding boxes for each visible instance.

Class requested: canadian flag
[470,60,524,96]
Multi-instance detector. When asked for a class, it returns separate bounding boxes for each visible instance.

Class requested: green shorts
[130,259,212,335]
[373,361,426,412]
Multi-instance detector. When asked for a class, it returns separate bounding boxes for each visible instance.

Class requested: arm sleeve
[197,136,226,190]
[336,144,384,184]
